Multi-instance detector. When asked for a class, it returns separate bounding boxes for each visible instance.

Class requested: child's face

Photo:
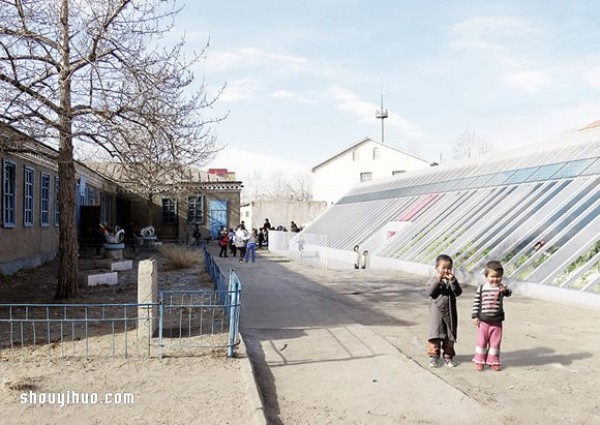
[486,270,503,285]
[436,261,452,277]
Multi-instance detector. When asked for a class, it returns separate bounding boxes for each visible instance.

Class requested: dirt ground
[0,247,254,425]
[267,260,600,424]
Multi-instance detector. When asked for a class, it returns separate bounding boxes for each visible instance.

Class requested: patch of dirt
[0,247,213,304]
[0,245,254,425]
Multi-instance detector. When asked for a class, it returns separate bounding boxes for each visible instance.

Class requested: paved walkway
[210,246,600,425]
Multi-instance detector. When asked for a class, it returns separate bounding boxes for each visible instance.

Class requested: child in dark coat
[426,254,462,368]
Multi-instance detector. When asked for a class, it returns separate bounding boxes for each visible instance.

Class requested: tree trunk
[145,192,154,227]
[55,0,79,299]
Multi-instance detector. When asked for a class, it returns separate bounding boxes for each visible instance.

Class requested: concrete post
[138,259,158,350]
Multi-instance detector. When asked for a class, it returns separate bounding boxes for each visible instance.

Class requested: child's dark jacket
[426,277,462,341]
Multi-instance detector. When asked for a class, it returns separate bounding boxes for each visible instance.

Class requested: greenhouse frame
[294,128,600,307]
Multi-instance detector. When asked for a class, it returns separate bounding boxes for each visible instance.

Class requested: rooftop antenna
[375,93,388,143]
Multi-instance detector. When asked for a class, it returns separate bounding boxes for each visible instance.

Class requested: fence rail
[0,303,155,359]
[0,246,242,360]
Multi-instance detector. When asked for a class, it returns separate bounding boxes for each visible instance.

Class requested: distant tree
[451,131,493,160]
[0,0,221,298]
[402,140,423,157]
[241,170,313,202]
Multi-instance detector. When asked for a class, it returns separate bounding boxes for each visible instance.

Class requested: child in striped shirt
[472,260,512,371]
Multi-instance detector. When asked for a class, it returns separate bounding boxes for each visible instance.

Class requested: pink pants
[473,321,503,366]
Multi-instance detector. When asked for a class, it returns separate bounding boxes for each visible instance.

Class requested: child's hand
[499,284,507,294]
[473,318,480,327]
[445,270,455,282]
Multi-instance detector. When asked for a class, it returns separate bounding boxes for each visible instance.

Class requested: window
[40,173,50,226]
[54,176,60,226]
[360,172,372,182]
[2,160,16,227]
[162,198,178,225]
[352,149,360,161]
[392,170,406,176]
[373,148,380,160]
[24,167,34,226]
[187,195,204,224]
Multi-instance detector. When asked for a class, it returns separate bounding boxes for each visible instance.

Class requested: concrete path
[210,246,600,425]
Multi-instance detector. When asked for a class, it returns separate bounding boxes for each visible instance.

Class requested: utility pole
[375,93,388,144]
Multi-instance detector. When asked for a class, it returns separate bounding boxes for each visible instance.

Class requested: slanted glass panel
[486,170,516,186]
[470,174,495,188]
[581,158,600,176]
[452,177,478,191]
[551,158,596,178]
[553,240,600,288]
[504,167,538,184]
[526,163,565,182]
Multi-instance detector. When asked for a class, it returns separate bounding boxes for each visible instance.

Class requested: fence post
[138,259,158,357]
[158,291,164,360]
[227,270,240,358]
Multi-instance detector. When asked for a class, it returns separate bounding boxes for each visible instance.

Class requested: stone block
[80,269,119,286]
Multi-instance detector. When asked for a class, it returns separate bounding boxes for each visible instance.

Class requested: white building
[312,137,434,206]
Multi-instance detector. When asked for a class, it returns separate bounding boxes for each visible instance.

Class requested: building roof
[311,137,432,172]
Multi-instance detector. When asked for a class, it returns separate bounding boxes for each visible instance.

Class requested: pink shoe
[490,364,501,371]
[476,363,484,371]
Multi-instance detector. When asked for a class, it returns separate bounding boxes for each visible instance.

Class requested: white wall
[313,139,431,206]
[240,200,328,231]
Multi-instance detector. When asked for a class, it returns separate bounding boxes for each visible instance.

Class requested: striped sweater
[471,282,512,322]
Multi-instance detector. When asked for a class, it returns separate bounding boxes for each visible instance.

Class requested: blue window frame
[40,173,50,226]
[162,198,178,225]
[54,176,60,226]
[2,160,16,227]
[24,166,34,226]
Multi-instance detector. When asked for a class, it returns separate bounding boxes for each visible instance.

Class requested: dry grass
[159,244,203,270]
[3,376,39,392]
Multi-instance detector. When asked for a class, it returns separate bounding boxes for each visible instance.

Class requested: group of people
[427,254,512,371]
[216,224,259,264]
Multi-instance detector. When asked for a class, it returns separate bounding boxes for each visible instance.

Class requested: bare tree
[402,140,423,157]
[241,170,313,202]
[451,131,493,160]
[0,0,221,298]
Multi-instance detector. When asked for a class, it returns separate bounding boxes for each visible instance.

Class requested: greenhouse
[296,127,600,306]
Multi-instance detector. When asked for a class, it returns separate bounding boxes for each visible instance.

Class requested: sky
[169,0,600,175]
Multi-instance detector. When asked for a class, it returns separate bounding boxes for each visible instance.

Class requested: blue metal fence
[0,302,155,359]
[0,245,242,360]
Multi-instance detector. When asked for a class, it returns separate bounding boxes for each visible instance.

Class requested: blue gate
[209,199,228,239]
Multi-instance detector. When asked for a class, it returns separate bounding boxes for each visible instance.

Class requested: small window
[360,172,372,182]
[162,198,178,225]
[187,195,204,224]
[24,167,34,227]
[40,173,50,226]
[352,149,360,161]
[54,176,60,226]
[2,160,16,227]
[373,148,380,160]
[392,170,405,176]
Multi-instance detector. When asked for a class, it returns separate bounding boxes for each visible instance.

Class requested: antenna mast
[375,93,388,143]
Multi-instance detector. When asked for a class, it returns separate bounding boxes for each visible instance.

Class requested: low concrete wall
[280,245,600,310]
[0,251,57,275]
